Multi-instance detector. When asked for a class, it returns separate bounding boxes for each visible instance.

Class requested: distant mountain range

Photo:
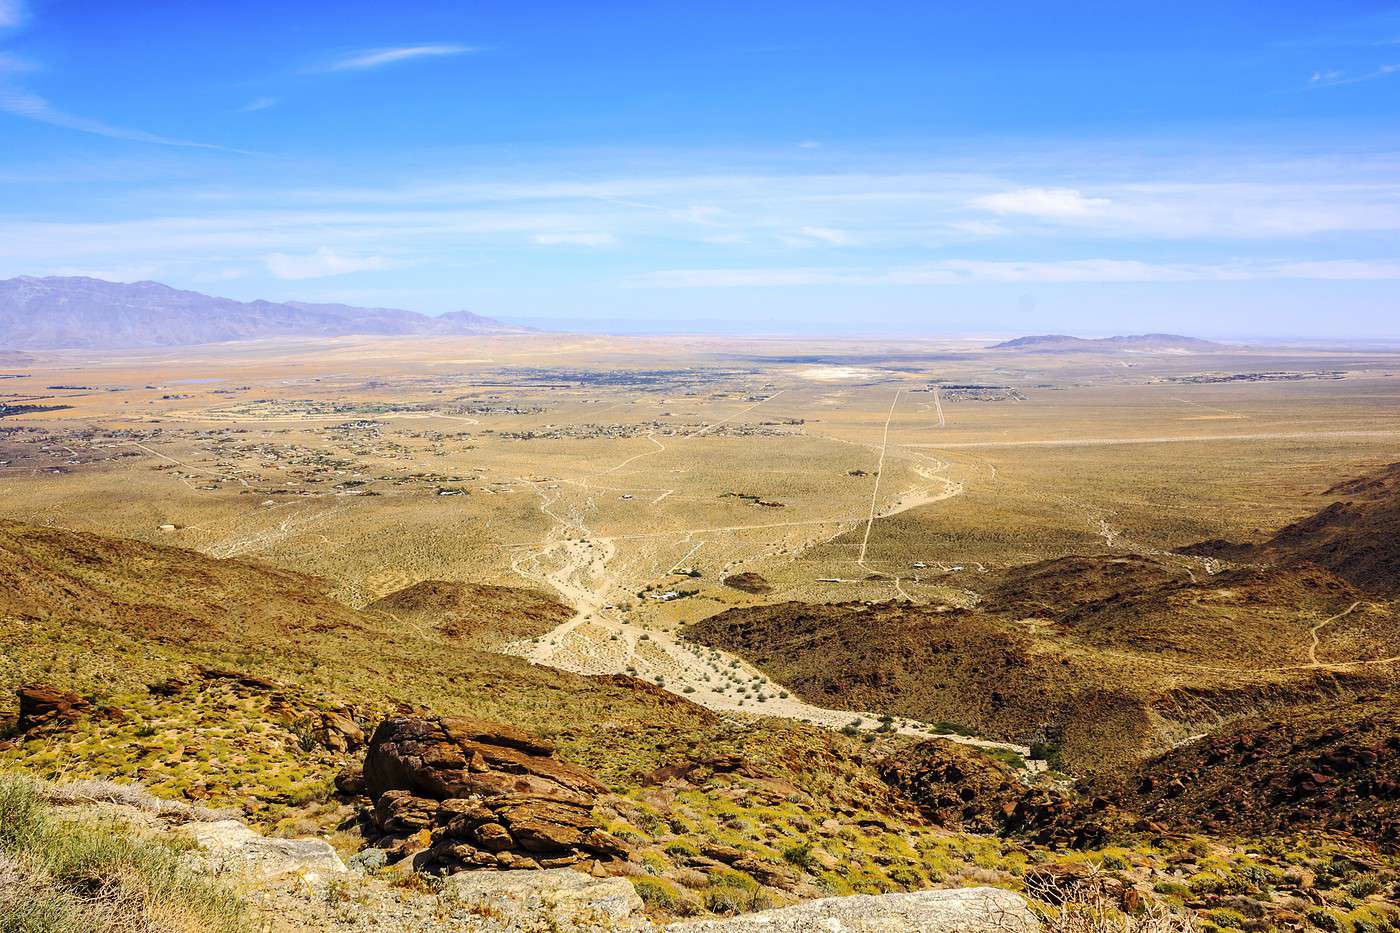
[990,333,1225,352]
[0,276,533,350]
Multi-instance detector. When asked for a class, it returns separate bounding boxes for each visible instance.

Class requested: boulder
[441,867,646,931]
[182,819,346,881]
[361,715,628,874]
[666,886,1037,932]
[16,685,91,731]
[313,711,365,753]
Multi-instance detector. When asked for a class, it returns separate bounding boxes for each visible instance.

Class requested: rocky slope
[1180,461,1400,595]
[686,463,1400,778]
[0,276,532,349]
[1098,693,1400,852]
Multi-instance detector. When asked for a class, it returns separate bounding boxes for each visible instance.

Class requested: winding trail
[1308,601,1361,666]
[499,385,1031,763]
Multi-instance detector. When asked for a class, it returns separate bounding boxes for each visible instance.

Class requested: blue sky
[2,1,1399,337]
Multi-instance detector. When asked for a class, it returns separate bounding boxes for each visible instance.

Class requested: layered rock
[361,716,629,874]
[16,684,92,731]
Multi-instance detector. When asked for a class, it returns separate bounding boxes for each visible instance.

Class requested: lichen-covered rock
[666,886,1036,932]
[440,868,647,931]
[361,716,628,874]
[182,819,346,881]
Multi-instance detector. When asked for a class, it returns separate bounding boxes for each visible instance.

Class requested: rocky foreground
[30,776,1035,932]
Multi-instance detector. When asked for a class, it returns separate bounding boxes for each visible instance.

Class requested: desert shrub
[703,885,749,915]
[1347,875,1384,899]
[1025,863,1199,933]
[781,842,815,872]
[0,772,249,933]
[1099,852,1129,871]
[632,876,698,915]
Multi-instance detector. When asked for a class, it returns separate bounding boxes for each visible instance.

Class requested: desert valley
[1,278,1398,932]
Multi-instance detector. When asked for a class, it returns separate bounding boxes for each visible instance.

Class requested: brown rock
[374,789,439,833]
[472,822,515,851]
[17,684,91,731]
[334,765,367,796]
[315,711,365,753]
[359,714,623,874]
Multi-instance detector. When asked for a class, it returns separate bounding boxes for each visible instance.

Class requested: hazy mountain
[0,276,533,350]
[990,333,1225,352]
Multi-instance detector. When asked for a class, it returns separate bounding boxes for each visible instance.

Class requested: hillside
[0,517,719,787]
[989,333,1225,352]
[686,463,1400,775]
[1178,462,1400,595]
[367,579,572,648]
[0,276,532,349]
[1097,693,1400,851]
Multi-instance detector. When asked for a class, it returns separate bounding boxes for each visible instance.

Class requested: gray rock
[441,867,646,931]
[182,819,347,881]
[666,886,1036,932]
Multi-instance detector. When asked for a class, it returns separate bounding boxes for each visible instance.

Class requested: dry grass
[0,772,250,933]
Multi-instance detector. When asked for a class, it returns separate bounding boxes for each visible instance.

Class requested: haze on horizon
[2,1,1399,338]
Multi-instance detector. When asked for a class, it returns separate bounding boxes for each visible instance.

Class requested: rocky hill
[1098,693,1400,852]
[0,276,533,349]
[686,462,1400,776]
[1181,461,1400,595]
[367,579,572,649]
[3,519,1399,929]
[989,333,1225,352]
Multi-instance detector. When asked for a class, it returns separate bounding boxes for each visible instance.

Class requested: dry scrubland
[2,333,1400,930]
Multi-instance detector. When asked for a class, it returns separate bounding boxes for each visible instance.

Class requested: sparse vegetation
[0,773,249,933]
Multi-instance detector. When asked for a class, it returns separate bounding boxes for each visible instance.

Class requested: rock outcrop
[666,886,1036,932]
[361,716,629,874]
[16,684,92,731]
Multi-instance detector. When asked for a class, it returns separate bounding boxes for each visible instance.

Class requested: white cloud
[797,140,822,149]
[263,247,396,279]
[972,187,1110,218]
[627,258,1400,288]
[322,45,476,72]
[796,226,855,245]
[240,96,277,112]
[531,232,619,247]
[0,87,247,152]
[1309,63,1399,87]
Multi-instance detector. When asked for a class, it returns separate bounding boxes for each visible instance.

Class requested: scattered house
[647,590,681,601]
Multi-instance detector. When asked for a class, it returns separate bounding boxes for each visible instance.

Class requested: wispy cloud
[320,44,477,72]
[263,247,396,279]
[1309,64,1399,87]
[795,226,855,245]
[972,187,1110,218]
[0,87,250,152]
[239,96,277,112]
[627,258,1400,288]
[531,232,618,247]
